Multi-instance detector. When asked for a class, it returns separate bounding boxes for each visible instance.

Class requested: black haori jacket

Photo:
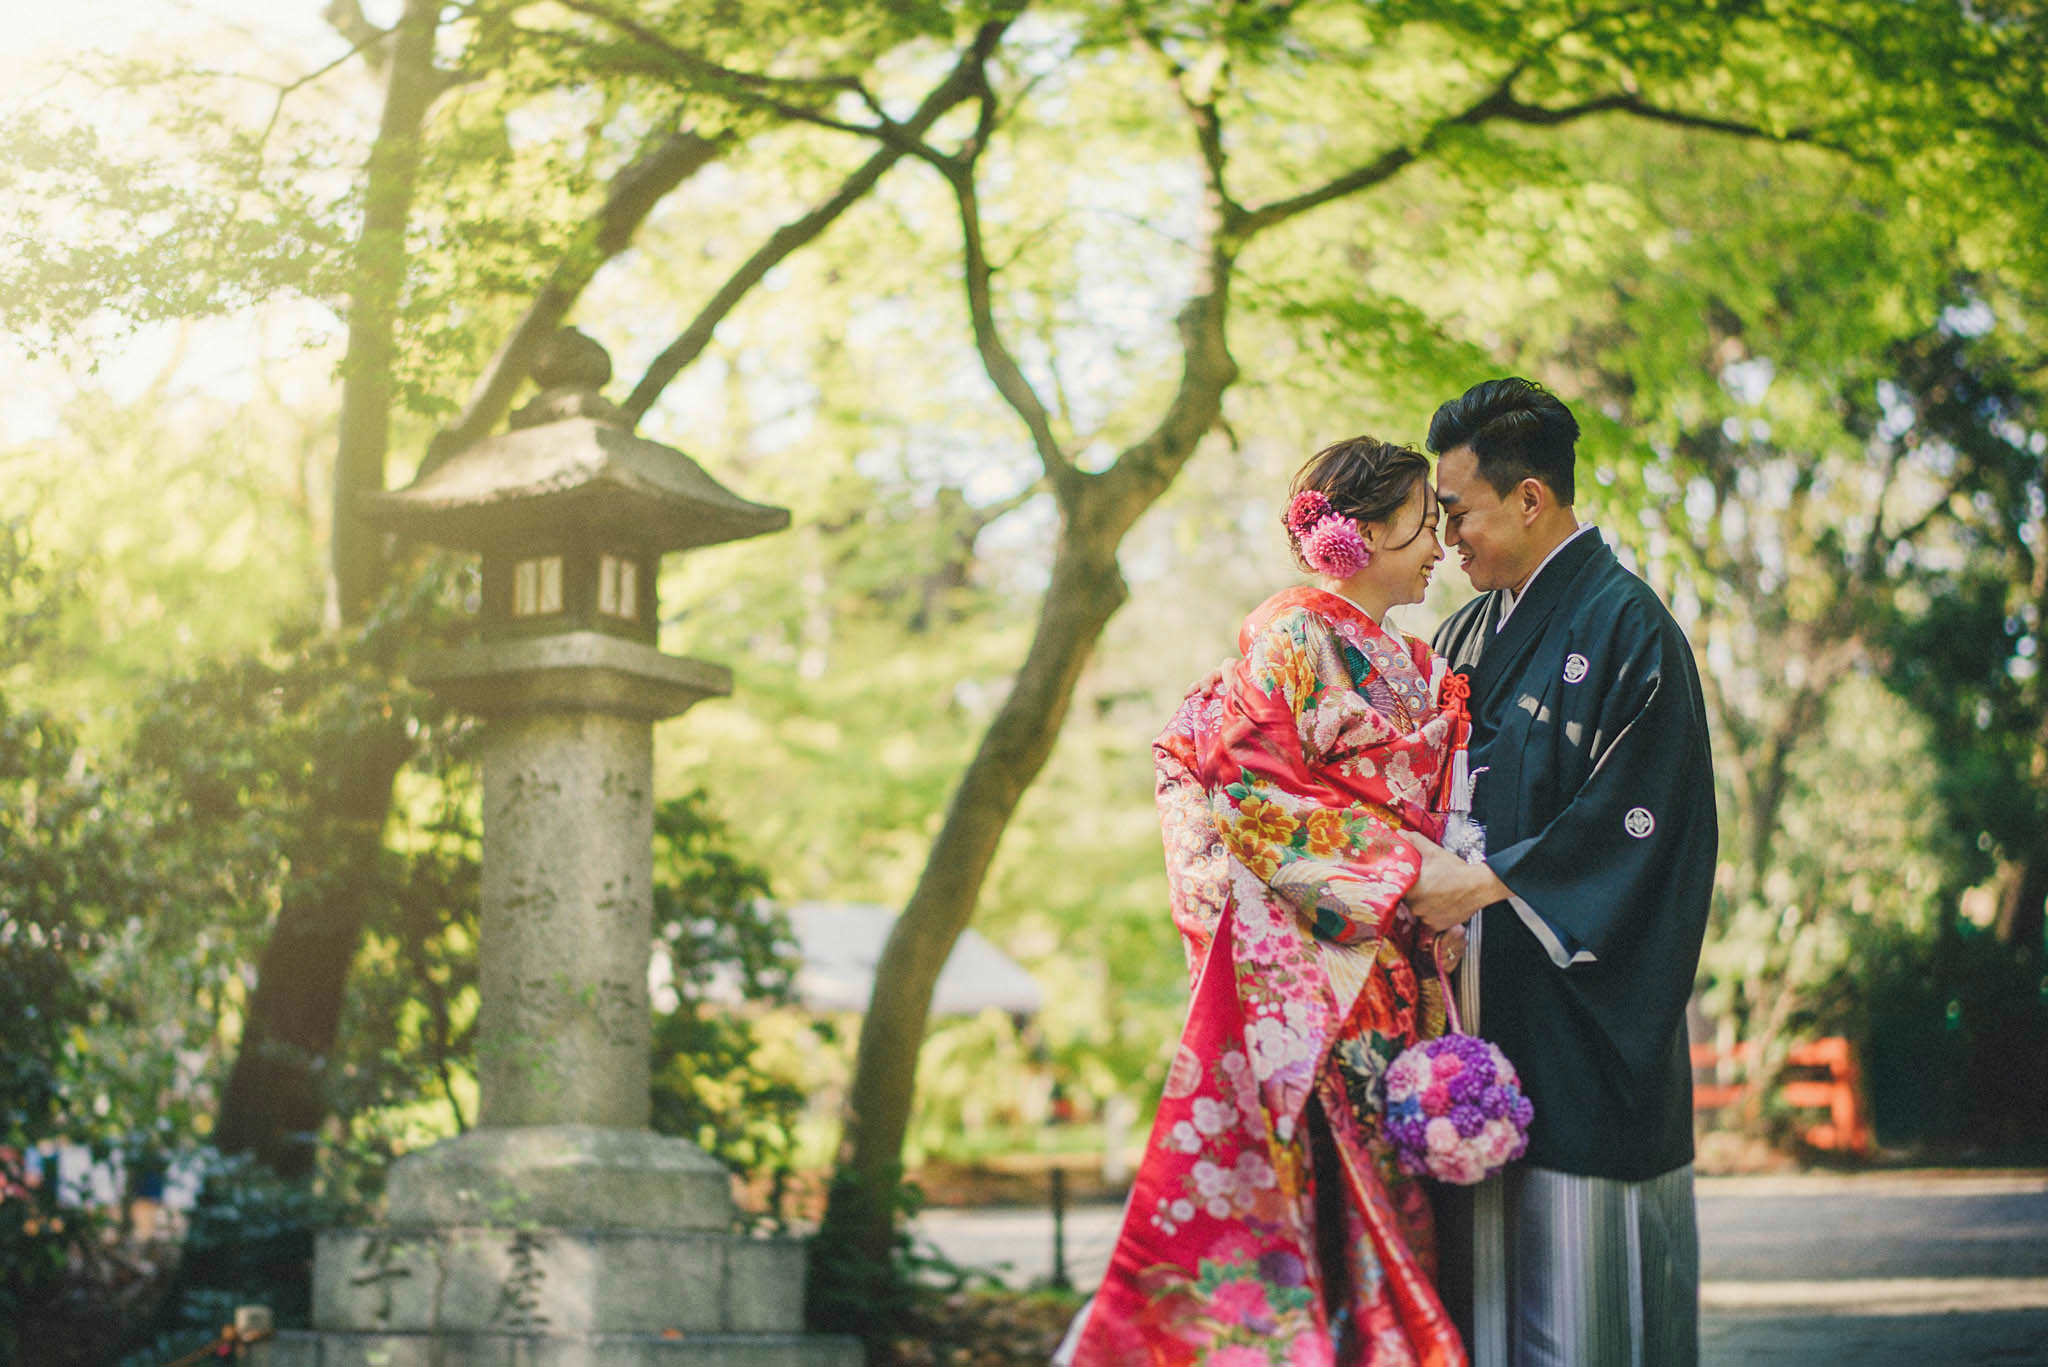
[1433,528,1717,1180]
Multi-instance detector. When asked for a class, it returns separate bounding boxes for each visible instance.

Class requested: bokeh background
[3,2,2045,1362]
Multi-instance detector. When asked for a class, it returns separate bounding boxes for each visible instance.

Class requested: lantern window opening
[599,554,639,621]
[513,555,565,617]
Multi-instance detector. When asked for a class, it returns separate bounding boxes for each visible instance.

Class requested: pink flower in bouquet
[1442,1151,1486,1185]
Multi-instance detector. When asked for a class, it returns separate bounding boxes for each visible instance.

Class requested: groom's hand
[1401,830,1511,933]
[1193,657,1235,698]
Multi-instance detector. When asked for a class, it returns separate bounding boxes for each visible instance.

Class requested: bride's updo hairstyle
[1283,436,1434,573]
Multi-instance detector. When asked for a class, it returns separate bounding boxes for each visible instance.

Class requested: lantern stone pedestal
[255,334,858,1367]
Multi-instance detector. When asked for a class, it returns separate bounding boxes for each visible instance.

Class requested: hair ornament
[1285,489,1335,538]
[1303,514,1371,578]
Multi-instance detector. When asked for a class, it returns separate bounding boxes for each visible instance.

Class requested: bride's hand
[1434,923,1468,974]
[1193,658,1235,698]
[1400,830,1508,933]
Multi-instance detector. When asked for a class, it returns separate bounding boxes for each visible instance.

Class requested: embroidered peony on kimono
[1071,587,1472,1367]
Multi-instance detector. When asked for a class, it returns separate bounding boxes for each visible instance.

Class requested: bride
[1066,436,1471,1367]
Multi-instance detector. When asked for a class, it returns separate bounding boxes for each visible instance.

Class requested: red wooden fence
[1690,1036,1873,1154]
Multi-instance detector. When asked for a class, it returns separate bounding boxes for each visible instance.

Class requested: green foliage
[1843,921,2048,1154]
[0,526,138,1354]
[130,1155,354,1360]
[648,790,817,1203]
[0,702,117,1149]
[1870,326,2048,880]
[4,12,2048,1319]
[0,104,352,355]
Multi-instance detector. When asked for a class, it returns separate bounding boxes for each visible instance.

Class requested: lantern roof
[363,418,789,555]
[361,329,789,555]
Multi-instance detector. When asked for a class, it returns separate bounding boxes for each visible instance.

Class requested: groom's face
[1436,446,1526,592]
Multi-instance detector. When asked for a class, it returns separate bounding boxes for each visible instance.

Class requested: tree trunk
[813,269,1236,1313]
[327,0,442,627]
[810,70,1245,1304]
[1996,851,2048,959]
[215,0,440,1172]
[212,720,416,1175]
[817,527,1130,1274]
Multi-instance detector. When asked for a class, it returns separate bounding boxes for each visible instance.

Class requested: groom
[1400,378,1717,1367]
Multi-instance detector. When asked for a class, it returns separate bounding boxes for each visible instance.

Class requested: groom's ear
[1516,476,1549,524]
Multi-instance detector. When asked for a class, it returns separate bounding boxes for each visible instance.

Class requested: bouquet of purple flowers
[1383,1031,1533,1184]
[1382,934,1533,1185]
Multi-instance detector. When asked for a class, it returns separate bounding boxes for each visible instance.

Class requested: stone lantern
[264,331,857,1367]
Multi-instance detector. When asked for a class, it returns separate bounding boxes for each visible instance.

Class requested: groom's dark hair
[1427,377,1579,506]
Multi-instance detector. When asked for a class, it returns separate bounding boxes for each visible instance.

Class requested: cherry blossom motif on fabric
[1073,589,1470,1367]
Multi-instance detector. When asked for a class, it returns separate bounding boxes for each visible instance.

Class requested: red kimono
[1072,588,1469,1367]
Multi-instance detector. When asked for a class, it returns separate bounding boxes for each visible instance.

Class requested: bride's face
[1361,481,1443,606]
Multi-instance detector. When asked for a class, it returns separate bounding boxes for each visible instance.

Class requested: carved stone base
[313,1226,800,1334]
[382,1126,734,1232]
[268,1212,858,1367]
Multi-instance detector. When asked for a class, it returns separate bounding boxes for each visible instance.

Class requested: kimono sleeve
[1154,692,1228,981]
[1483,601,1714,964]
[1222,611,1420,946]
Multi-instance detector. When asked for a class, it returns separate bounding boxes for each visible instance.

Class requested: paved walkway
[912,1171,2048,1365]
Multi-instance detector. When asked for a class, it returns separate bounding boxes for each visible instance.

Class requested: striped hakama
[1440,914,1702,1367]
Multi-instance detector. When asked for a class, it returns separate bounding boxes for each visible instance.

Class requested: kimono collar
[1238,585,1391,654]
[1497,523,1595,631]
[1467,527,1612,703]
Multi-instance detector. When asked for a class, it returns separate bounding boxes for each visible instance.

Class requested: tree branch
[329,0,443,626]
[972,475,1050,531]
[927,84,1073,485]
[1241,73,1825,238]
[1482,89,1818,146]
[621,19,1013,426]
[425,128,723,468]
[322,0,390,75]
[551,0,889,141]
[256,26,394,153]
[1089,48,1245,509]
[908,24,1252,502]
[1134,26,1244,229]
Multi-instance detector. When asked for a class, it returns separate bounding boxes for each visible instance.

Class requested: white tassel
[1446,759,1488,864]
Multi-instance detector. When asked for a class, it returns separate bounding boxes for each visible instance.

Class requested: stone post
[259,332,860,1367]
[476,711,655,1130]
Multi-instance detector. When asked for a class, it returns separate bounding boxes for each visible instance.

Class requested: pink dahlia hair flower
[1285,489,1335,538]
[1302,515,1371,579]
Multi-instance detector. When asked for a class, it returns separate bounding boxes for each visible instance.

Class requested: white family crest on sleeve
[1624,806,1655,839]
[1563,653,1589,683]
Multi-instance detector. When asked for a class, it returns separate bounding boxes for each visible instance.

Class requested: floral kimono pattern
[1073,588,1469,1367]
